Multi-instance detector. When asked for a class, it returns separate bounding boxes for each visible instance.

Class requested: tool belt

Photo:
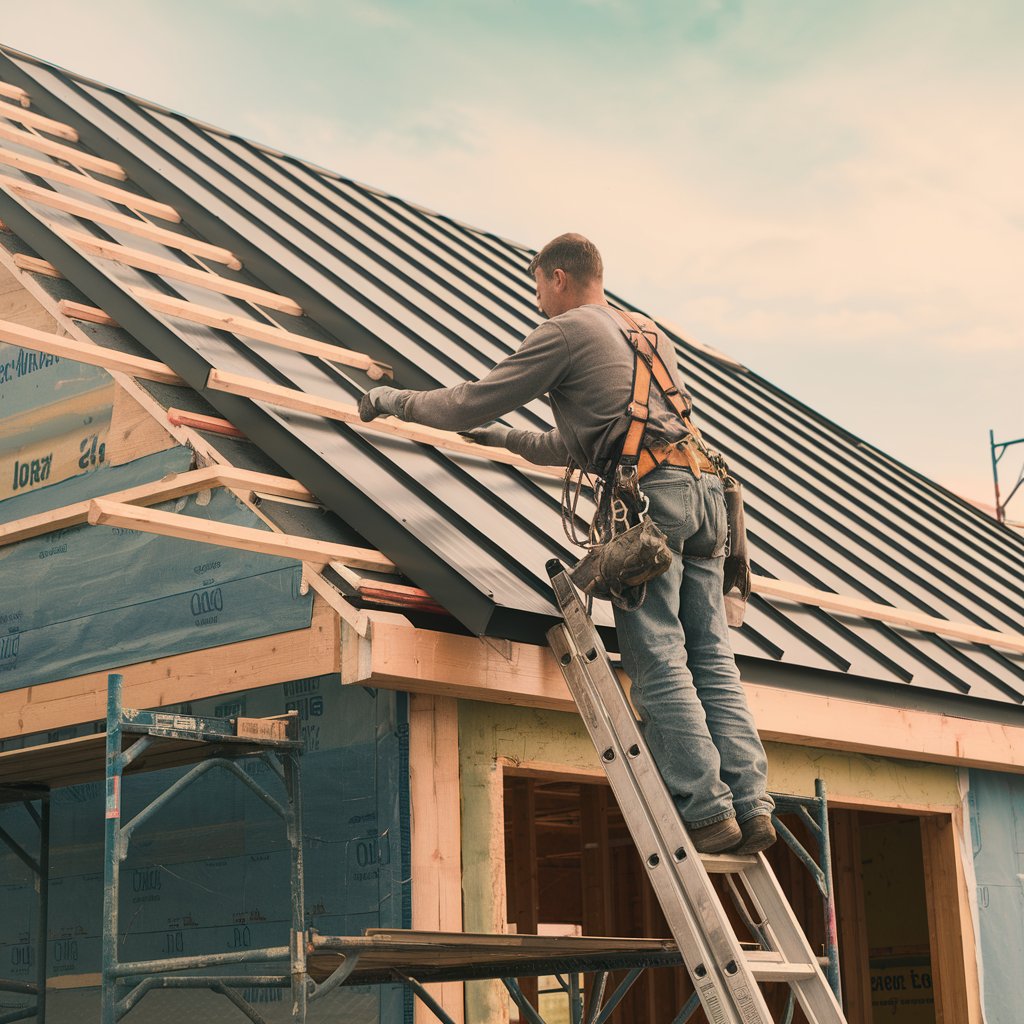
[638,437,715,480]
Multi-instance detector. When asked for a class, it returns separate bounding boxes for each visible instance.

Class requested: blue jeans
[612,466,774,828]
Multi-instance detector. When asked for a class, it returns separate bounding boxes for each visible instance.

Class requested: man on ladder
[360,232,776,855]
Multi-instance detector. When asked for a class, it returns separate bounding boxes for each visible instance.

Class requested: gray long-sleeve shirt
[391,304,693,471]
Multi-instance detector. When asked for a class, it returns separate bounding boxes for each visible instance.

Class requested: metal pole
[816,778,842,1002]
[101,673,124,1024]
[991,430,1004,523]
[284,747,307,1023]
[35,796,50,1024]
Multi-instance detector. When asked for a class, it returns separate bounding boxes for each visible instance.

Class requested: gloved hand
[358,386,403,422]
[458,424,513,448]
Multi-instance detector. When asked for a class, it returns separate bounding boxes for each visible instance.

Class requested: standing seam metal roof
[1,44,1022,712]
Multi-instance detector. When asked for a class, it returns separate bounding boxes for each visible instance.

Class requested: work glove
[358,386,403,422]
[458,424,513,448]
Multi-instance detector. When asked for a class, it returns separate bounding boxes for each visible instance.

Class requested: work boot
[734,814,777,855]
[688,817,741,854]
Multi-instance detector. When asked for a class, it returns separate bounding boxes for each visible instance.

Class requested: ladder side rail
[550,624,768,1024]
[735,860,846,1023]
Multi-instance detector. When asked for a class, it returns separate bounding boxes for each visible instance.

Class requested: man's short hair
[528,233,603,283]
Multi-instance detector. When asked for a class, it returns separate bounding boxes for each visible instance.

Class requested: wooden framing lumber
[0,122,126,179]
[0,316,183,384]
[0,595,339,742]
[342,616,1024,773]
[0,466,312,547]
[133,287,392,379]
[12,253,62,279]
[0,147,180,220]
[88,498,396,572]
[0,82,31,108]
[59,228,303,315]
[409,693,465,1024]
[0,98,78,142]
[3,177,241,268]
[207,368,566,480]
[752,576,1024,654]
[166,407,246,438]
[57,299,118,326]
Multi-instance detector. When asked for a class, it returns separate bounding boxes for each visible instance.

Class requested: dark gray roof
[2,44,1023,713]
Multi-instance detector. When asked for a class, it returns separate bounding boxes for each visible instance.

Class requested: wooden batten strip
[0,98,78,142]
[0,82,31,108]
[0,317,183,385]
[0,148,180,221]
[207,368,565,480]
[60,228,303,316]
[752,576,1024,654]
[87,498,395,572]
[3,178,241,268]
[12,253,63,279]
[0,122,126,180]
[167,408,246,438]
[0,466,313,548]
[133,287,392,379]
[57,300,118,327]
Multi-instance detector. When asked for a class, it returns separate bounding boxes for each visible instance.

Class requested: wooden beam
[3,178,241,268]
[60,228,302,315]
[0,122,126,179]
[166,407,246,438]
[0,466,313,548]
[342,616,1024,773]
[0,316,183,384]
[0,595,339,741]
[753,576,1024,654]
[0,148,180,221]
[0,98,79,142]
[88,498,396,572]
[920,811,983,1024]
[56,299,118,327]
[0,82,31,108]
[133,287,392,379]
[12,253,62,279]
[208,368,566,480]
[409,693,465,1024]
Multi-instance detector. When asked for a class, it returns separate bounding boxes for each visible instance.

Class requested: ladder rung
[699,852,758,873]
[747,959,818,982]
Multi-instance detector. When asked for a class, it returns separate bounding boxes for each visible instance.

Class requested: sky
[3,1,1023,509]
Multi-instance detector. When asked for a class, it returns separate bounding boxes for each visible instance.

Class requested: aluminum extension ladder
[545,562,848,1024]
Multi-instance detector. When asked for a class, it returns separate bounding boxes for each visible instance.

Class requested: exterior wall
[968,768,1024,1024]
[0,275,412,1021]
[458,699,965,1024]
[0,678,411,1023]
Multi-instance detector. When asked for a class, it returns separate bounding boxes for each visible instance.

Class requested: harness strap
[613,309,693,463]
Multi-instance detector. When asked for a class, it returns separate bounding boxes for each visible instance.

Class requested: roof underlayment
[1,43,1023,716]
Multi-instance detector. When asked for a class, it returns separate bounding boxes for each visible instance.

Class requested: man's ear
[552,268,568,290]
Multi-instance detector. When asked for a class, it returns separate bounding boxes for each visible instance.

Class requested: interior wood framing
[0,121,126,179]
[12,253,62,278]
[134,287,393,379]
[2,177,241,267]
[59,227,303,314]
[0,315,182,383]
[0,147,180,220]
[166,407,246,438]
[56,298,118,326]
[0,98,78,141]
